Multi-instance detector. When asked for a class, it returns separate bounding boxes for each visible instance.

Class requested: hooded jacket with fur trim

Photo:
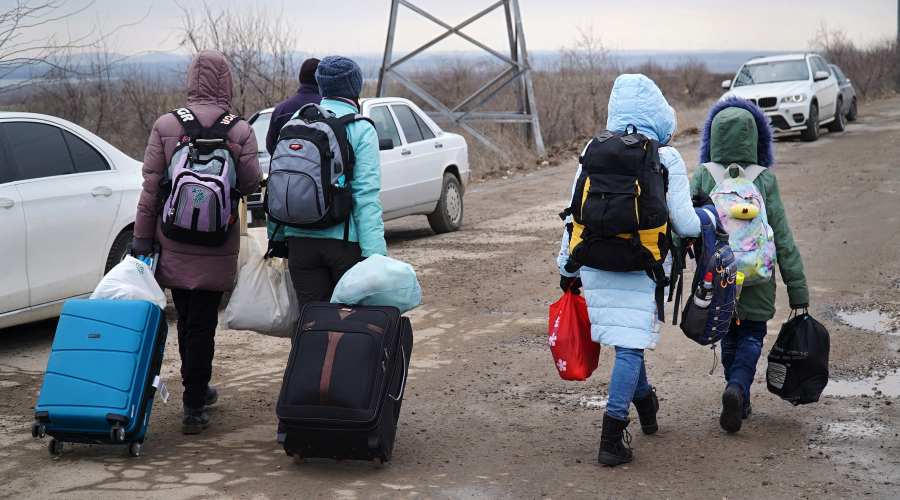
[690,97,809,321]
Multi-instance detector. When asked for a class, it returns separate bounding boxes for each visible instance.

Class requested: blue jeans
[721,319,768,407]
[606,347,650,419]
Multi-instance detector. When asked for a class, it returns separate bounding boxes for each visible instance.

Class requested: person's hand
[132,237,154,257]
[692,189,714,208]
[560,275,582,295]
[265,239,289,259]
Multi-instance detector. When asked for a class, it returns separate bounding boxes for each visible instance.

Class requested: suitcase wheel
[292,454,304,465]
[32,423,45,439]
[128,442,142,457]
[110,426,125,442]
[373,457,383,469]
[48,439,62,456]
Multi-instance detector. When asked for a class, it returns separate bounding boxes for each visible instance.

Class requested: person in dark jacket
[133,49,262,434]
[266,58,322,155]
[691,96,809,433]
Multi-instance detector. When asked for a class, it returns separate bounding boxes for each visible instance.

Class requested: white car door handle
[401,149,411,156]
[91,186,113,197]
[434,142,443,148]
[0,198,14,209]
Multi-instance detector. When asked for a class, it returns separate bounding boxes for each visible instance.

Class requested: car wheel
[847,98,858,122]
[105,229,134,274]
[800,102,819,142]
[427,173,463,234]
[826,98,845,133]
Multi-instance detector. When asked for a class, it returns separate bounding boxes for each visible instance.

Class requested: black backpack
[766,310,830,405]
[561,125,673,320]
[265,103,374,242]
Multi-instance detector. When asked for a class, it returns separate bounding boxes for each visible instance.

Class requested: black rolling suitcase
[276,302,413,468]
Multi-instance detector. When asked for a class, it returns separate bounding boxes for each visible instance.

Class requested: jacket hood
[700,96,774,168]
[606,74,675,144]
[186,49,233,109]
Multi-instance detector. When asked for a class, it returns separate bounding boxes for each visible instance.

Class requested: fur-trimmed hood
[700,96,775,168]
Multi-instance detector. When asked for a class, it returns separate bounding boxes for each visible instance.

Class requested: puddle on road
[836,310,898,335]
[547,393,608,410]
[823,421,886,438]
[822,371,900,397]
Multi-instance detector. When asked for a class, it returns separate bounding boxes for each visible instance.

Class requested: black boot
[720,383,743,433]
[597,412,633,466]
[206,386,218,406]
[182,406,210,434]
[632,386,659,435]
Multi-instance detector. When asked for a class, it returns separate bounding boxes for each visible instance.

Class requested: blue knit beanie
[315,56,363,99]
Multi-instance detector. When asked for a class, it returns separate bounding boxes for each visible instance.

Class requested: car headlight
[781,94,807,104]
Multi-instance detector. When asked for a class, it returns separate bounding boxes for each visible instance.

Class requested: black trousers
[287,237,363,312]
[171,288,224,408]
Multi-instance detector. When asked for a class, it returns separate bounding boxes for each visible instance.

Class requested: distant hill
[1,49,802,85]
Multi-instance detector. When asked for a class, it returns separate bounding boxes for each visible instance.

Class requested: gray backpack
[264,103,374,240]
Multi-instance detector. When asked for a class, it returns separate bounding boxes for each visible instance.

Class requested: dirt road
[2,99,899,499]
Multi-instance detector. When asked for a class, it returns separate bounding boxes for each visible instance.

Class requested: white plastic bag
[331,255,421,314]
[222,236,299,337]
[90,256,167,309]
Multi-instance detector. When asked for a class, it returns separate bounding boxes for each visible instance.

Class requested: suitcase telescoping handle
[388,345,407,402]
[124,242,162,275]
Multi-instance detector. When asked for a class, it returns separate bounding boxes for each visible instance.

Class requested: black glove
[560,275,582,295]
[265,239,289,259]
[131,237,154,257]
[692,189,714,209]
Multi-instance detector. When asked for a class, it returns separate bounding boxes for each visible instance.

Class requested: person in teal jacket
[691,96,809,433]
[268,56,387,308]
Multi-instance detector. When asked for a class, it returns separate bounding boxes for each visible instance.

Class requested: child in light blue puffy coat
[558,74,700,466]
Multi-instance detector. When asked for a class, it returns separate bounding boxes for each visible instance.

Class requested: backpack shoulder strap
[170,107,203,132]
[743,164,767,183]
[335,113,375,129]
[210,111,242,134]
[702,162,726,184]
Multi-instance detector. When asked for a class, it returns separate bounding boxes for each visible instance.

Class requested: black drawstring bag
[766,310,830,405]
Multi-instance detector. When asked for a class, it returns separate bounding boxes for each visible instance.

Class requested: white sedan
[0,113,142,330]
[248,97,470,233]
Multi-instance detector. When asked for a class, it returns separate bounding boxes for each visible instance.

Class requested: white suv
[722,53,843,141]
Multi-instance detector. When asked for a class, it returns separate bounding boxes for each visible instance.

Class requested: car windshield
[733,60,810,87]
[250,113,271,151]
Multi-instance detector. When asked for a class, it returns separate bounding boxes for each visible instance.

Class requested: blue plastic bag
[330,255,421,313]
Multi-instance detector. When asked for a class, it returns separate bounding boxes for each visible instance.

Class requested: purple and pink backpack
[158,108,243,247]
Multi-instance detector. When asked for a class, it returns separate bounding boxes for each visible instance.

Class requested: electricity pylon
[376,0,545,156]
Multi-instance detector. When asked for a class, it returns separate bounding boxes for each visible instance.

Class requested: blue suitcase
[32,299,168,457]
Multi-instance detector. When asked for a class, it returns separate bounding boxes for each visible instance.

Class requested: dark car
[829,64,858,122]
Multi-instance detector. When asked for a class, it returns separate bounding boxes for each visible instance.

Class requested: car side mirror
[721,79,732,89]
[814,71,830,81]
[378,138,394,151]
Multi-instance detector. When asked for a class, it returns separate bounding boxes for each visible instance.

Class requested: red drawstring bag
[548,287,600,381]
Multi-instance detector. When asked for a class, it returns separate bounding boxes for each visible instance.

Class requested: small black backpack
[561,125,672,320]
[265,103,374,240]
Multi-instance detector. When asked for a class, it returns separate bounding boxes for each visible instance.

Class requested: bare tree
[810,20,900,99]
[674,56,708,103]
[176,1,301,116]
[0,0,118,95]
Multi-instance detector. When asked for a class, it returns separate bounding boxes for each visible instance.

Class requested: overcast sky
[39,0,898,56]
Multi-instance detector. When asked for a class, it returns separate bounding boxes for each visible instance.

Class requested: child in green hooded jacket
[691,97,809,432]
